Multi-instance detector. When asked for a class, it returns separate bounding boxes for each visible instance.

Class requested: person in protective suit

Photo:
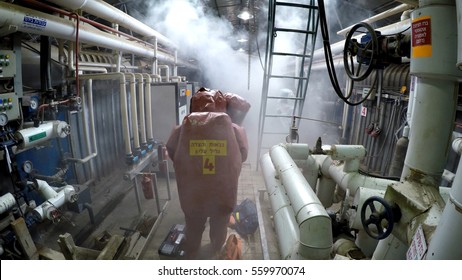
[166,88,249,259]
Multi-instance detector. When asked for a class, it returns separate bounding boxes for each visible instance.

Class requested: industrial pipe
[15,120,71,151]
[0,2,176,62]
[45,0,178,49]
[269,144,333,259]
[68,44,107,73]
[67,79,98,164]
[77,73,133,162]
[158,65,170,82]
[32,179,78,222]
[426,137,462,259]
[337,4,413,36]
[0,193,16,215]
[261,153,300,259]
[314,155,395,196]
[142,74,154,147]
[125,73,141,156]
[135,73,147,155]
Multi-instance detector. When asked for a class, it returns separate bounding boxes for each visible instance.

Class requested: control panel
[0,92,20,126]
[0,50,16,79]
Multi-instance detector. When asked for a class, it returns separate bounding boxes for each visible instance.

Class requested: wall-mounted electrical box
[0,92,20,125]
[0,50,17,79]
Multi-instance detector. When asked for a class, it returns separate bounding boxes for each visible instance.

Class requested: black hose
[318,0,377,106]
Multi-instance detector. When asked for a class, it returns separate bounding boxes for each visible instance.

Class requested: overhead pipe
[135,73,147,155]
[0,3,176,63]
[337,4,414,36]
[44,0,178,49]
[67,79,98,164]
[77,73,135,163]
[269,144,333,259]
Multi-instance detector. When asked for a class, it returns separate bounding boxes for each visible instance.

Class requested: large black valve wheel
[360,196,400,240]
[343,22,378,82]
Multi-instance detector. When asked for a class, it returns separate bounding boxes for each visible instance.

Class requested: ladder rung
[272,52,312,58]
[274,28,316,35]
[265,114,293,118]
[262,131,289,135]
[267,96,303,100]
[275,2,318,10]
[269,75,309,80]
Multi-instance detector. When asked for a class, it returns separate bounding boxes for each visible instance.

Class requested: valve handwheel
[361,196,399,240]
[343,22,378,82]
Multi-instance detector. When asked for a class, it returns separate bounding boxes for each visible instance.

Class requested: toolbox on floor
[158,224,186,259]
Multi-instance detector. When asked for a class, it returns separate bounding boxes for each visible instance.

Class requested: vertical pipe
[143,74,154,148]
[135,73,147,154]
[125,73,140,156]
[401,78,457,185]
[427,139,462,259]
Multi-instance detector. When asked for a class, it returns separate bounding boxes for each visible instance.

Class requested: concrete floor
[39,161,281,260]
[138,162,280,260]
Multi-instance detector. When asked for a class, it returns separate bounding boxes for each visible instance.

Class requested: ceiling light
[237,38,248,43]
[237,7,253,20]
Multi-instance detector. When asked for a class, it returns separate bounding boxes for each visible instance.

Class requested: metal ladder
[257,0,319,166]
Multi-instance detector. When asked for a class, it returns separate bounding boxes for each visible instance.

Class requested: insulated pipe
[68,45,107,73]
[401,78,458,185]
[0,3,175,62]
[77,73,133,160]
[427,138,462,259]
[158,65,170,82]
[142,74,154,147]
[314,155,395,196]
[337,4,413,36]
[33,180,78,222]
[261,153,300,259]
[458,0,462,69]
[269,144,333,259]
[67,79,98,164]
[45,0,178,49]
[0,193,16,215]
[135,74,147,153]
[125,73,141,154]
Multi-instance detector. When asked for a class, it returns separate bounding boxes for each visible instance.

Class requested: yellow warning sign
[189,140,227,156]
[412,16,432,58]
[189,140,227,175]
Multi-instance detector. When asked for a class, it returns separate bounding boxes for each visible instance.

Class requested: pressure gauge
[30,99,38,111]
[22,160,34,174]
[0,113,8,126]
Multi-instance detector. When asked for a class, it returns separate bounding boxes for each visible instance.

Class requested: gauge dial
[22,161,34,174]
[0,113,8,126]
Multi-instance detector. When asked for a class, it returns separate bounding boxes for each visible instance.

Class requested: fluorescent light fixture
[237,38,248,42]
[237,7,253,20]
[238,47,246,52]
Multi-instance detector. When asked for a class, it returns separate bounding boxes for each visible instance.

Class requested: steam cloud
[137,0,374,166]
